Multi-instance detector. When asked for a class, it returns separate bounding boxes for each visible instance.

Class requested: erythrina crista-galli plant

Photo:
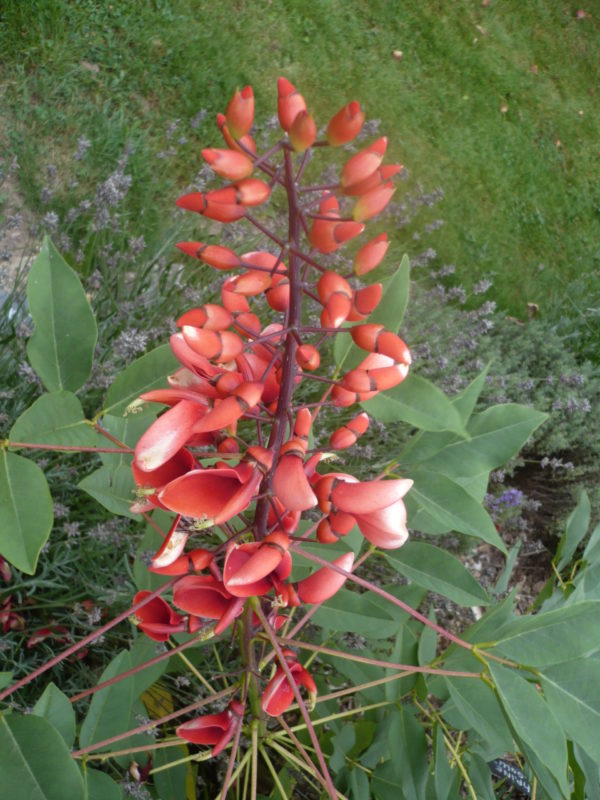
[127,77,413,792]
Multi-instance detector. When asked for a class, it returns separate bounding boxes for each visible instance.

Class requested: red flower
[262,651,317,717]
[158,465,262,525]
[132,591,186,642]
[177,699,245,756]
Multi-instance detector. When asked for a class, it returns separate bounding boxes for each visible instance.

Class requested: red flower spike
[132,448,196,497]
[177,304,233,331]
[159,466,261,524]
[297,552,355,604]
[225,85,254,140]
[177,700,244,756]
[354,498,410,549]
[231,270,272,296]
[273,453,318,512]
[330,412,369,450]
[351,324,412,364]
[176,241,241,271]
[326,100,365,146]
[296,344,320,371]
[149,548,213,576]
[353,233,389,276]
[223,532,290,597]
[350,283,383,320]
[265,274,290,312]
[202,148,254,181]
[209,178,271,207]
[309,218,365,254]
[353,182,396,222]
[134,401,206,473]
[216,113,257,155]
[192,382,263,434]
[277,77,307,132]
[317,511,356,543]
[340,137,387,191]
[325,292,353,328]
[176,194,246,223]
[332,477,413,515]
[150,516,188,570]
[132,591,185,642]
[342,163,402,197]
[294,407,312,440]
[262,656,317,717]
[182,327,244,363]
[173,575,233,619]
[289,110,317,152]
[218,437,240,454]
[317,270,352,305]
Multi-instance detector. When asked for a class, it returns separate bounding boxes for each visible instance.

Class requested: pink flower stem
[0,579,178,703]
[244,213,286,248]
[293,544,474,651]
[252,599,338,800]
[2,441,132,454]
[254,149,303,540]
[71,685,236,757]
[276,637,481,677]
[69,632,209,703]
[275,715,332,794]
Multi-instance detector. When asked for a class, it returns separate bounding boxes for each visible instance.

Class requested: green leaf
[492,538,522,595]
[78,464,140,520]
[10,392,99,449]
[465,754,496,800]
[362,374,468,436]
[406,404,548,477]
[102,344,178,418]
[153,745,190,800]
[134,510,175,592]
[582,523,600,565]
[443,677,514,756]
[82,767,124,800]
[0,450,54,574]
[334,256,410,372]
[385,542,489,606]
[79,651,133,750]
[312,589,400,638]
[488,662,568,798]
[433,724,459,800]
[573,743,600,800]
[78,414,153,520]
[406,469,506,553]
[451,364,490,425]
[0,673,12,690]
[556,490,590,572]
[26,236,97,392]
[488,601,600,665]
[32,682,76,748]
[0,713,84,800]
[417,610,437,666]
[540,658,600,763]
[386,707,428,800]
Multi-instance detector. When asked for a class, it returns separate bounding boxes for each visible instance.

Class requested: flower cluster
[130,79,411,740]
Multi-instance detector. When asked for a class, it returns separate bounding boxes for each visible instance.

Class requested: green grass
[1,0,599,314]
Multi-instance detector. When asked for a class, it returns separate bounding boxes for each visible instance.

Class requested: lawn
[1,0,599,313]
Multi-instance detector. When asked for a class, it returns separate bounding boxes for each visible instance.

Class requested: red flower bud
[289,110,317,152]
[353,233,389,275]
[353,182,396,222]
[225,85,254,140]
[277,77,307,132]
[202,148,254,181]
[176,241,240,271]
[297,552,354,604]
[326,101,364,146]
[341,137,387,191]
